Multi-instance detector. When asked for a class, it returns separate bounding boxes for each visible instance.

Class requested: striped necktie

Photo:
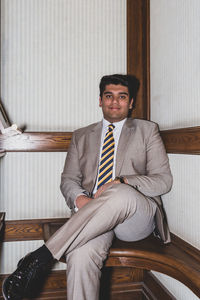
[97,124,115,189]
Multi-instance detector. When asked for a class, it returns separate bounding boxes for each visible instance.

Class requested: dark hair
[99,74,140,104]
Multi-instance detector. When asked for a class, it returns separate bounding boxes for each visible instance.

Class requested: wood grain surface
[127,0,150,120]
[0,132,72,152]
[161,126,200,154]
[3,218,68,241]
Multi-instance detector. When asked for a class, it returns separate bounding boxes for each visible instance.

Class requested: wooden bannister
[161,126,200,155]
[1,126,200,154]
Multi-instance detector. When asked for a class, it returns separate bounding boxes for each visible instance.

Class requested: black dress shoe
[2,252,53,300]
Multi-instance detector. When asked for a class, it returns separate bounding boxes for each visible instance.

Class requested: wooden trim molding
[0,132,72,152]
[1,126,200,154]
[2,218,68,242]
[127,0,150,120]
[161,126,200,155]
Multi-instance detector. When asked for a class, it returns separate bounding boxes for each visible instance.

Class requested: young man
[3,74,172,300]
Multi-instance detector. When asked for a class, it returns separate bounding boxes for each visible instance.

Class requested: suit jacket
[61,118,173,243]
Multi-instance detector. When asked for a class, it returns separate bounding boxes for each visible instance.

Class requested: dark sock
[32,245,54,263]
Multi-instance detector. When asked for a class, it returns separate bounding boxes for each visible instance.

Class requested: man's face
[99,84,133,123]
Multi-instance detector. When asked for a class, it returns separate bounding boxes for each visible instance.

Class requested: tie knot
[108,124,115,131]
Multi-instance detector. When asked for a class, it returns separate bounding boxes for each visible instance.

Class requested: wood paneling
[127,0,150,120]
[160,126,200,154]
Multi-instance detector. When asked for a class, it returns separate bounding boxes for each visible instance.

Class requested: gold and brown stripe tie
[97,124,115,189]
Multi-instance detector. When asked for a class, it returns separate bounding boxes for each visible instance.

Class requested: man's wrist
[75,194,91,210]
[115,176,125,183]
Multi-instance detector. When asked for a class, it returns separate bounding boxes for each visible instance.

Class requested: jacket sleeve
[60,132,89,210]
[125,123,173,197]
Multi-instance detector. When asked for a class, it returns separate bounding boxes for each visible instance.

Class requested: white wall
[0,0,126,273]
[1,0,126,131]
[151,1,200,299]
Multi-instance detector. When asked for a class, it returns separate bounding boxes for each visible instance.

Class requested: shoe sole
[2,278,10,300]
[2,277,23,300]
[2,253,50,300]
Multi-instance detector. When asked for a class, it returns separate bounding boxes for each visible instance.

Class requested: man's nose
[112,96,119,103]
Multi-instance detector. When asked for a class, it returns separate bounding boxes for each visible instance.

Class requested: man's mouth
[109,107,120,110]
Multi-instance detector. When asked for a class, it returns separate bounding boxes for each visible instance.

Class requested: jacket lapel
[87,121,102,189]
[116,119,135,176]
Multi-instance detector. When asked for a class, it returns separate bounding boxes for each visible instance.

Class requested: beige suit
[46,118,172,300]
[60,118,172,242]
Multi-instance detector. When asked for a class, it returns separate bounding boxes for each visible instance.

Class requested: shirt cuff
[74,191,89,212]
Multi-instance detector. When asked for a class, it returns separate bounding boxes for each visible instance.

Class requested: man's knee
[103,183,139,209]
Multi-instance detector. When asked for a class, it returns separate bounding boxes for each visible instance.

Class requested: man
[3,74,172,300]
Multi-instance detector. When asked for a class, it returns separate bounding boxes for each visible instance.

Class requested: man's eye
[106,95,112,98]
[119,96,126,99]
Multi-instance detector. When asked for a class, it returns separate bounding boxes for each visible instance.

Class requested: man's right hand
[94,179,122,199]
[75,195,93,209]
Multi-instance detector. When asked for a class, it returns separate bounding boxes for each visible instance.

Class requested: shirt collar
[102,118,127,130]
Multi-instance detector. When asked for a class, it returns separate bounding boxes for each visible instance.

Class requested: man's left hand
[94,179,121,199]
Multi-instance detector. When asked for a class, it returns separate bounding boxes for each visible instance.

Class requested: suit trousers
[45,184,157,300]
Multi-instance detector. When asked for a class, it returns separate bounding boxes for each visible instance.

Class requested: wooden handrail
[161,126,200,154]
[0,132,72,152]
[108,235,200,298]
[3,218,68,242]
[1,126,200,154]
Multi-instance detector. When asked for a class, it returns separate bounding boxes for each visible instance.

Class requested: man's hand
[94,180,121,199]
[76,195,93,209]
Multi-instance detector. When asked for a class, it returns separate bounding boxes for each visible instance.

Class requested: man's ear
[129,98,134,109]
[99,97,102,107]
